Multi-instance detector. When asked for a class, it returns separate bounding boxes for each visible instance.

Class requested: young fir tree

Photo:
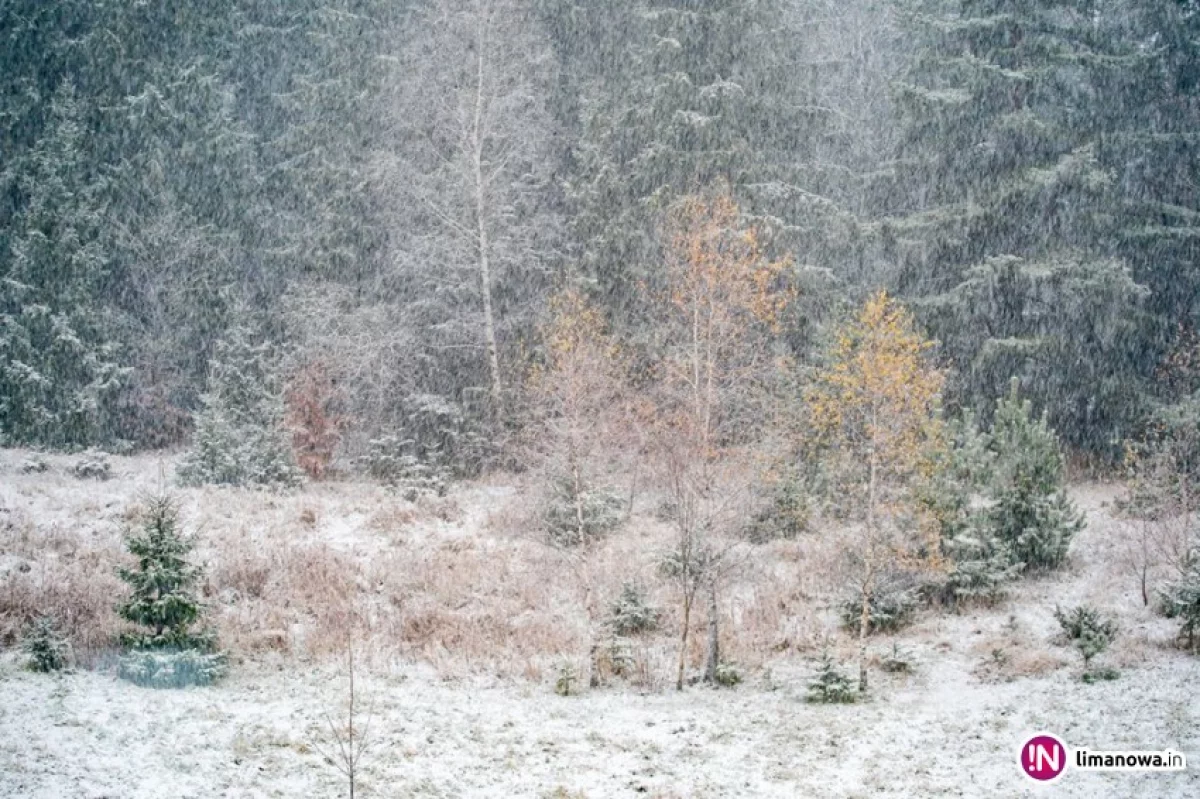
[116,494,226,687]
[178,326,301,487]
[987,380,1084,572]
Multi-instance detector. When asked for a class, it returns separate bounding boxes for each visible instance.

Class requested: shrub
[746,467,810,542]
[840,576,921,635]
[543,480,624,547]
[554,661,579,696]
[939,527,1022,607]
[880,643,913,674]
[71,449,111,480]
[177,327,302,488]
[713,661,742,687]
[284,361,342,480]
[19,455,49,474]
[22,615,71,672]
[362,433,449,499]
[1054,604,1118,677]
[608,582,658,636]
[1158,552,1200,652]
[806,651,857,704]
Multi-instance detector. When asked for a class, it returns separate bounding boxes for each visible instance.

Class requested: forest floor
[1,449,1198,798]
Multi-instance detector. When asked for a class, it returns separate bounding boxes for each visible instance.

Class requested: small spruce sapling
[22,615,71,672]
[116,494,227,687]
[806,650,857,704]
[1054,605,1118,681]
[1159,552,1200,654]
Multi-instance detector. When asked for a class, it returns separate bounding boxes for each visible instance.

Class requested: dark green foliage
[363,434,449,500]
[890,0,1163,456]
[840,578,921,636]
[1123,393,1200,519]
[1158,552,1200,653]
[1055,604,1118,674]
[22,616,71,672]
[543,480,624,547]
[177,328,301,488]
[940,530,1021,607]
[117,495,215,654]
[806,650,857,704]
[608,582,658,636]
[0,84,129,449]
[987,382,1084,571]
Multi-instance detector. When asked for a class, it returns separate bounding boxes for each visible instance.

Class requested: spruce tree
[116,494,226,687]
[0,83,129,448]
[987,380,1084,571]
[178,326,301,487]
[890,0,1150,455]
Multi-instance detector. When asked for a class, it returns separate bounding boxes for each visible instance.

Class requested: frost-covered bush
[554,661,579,696]
[939,527,1022,607]
[543,479,624,547]
[71,449,111,480]
[713,661,742,687]
[806,651,857,704]
[1159,552,1200,652]
[177,327,301,488]
[362,433,449,499]
[608,582,658,636]
[19,455,49,474]
[840,576,921,635]
[22,615,71,672]
[746,468,810,542]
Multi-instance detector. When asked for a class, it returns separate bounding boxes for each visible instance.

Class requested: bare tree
[385,0,560,416]
[313,631,373,799]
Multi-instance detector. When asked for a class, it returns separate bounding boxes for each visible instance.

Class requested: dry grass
[1,452,1180,694]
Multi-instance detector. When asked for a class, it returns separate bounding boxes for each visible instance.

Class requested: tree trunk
[676,588,692,691]
[703,576,719,684]
[472,19,503,411]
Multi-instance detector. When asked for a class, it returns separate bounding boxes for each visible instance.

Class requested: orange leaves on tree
[660,187,795,458]
[285,361,343,480]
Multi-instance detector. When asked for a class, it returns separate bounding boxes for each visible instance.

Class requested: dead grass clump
[0,556,125,664]
[366,504,416,533]
[970,631,1068,682]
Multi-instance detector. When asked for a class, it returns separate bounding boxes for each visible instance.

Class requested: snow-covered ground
[2,648,1196,798]
[1,450,1198,797]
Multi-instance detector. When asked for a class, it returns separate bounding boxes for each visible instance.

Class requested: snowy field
[2,450,1199,797]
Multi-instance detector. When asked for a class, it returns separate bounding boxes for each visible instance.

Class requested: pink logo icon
[1021,733,1068,782]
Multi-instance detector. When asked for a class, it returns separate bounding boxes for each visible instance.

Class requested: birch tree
[388,0,559,418]
[656,187,792,689]
[807,290,945,692]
